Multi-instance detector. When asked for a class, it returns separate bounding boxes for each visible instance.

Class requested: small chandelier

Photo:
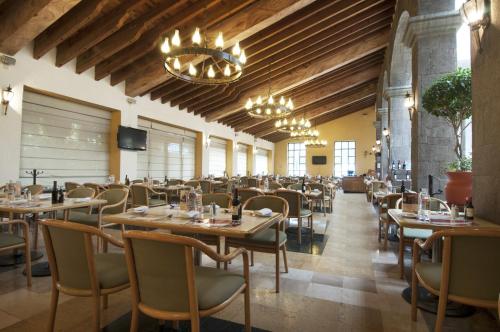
[290,128,319,140]
[275,116,311,133]
[305,138,327,148]
[161,28,246,85]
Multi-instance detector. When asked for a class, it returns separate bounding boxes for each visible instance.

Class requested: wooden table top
[0,198,107,214]
[388,209,500,231]
[103,206,282,238]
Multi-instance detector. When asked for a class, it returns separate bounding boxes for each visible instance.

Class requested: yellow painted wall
[274,107,376,176]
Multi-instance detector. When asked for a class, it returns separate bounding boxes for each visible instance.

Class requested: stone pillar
[377,108,389,178]
[403,9,462,192]
[384,86,412,171]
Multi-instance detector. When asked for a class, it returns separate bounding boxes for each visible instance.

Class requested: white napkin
[132,206,149,214]
[313,188,320,192]
[10,199,28,205]
[179,210,200,219]
[73,197,91,203]
[255,208,272,217]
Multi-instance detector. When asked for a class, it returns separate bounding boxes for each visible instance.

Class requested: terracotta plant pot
[444,171,472,206]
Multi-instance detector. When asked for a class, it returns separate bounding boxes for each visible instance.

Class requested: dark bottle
[392,160,395,170]
[402,160,406,170]
[51,181,58,204]
[125,175,130,186]
[400,181,406,193]
[164,175,168,184]
[231,188,242,225]
[301,176,306,193]
[465,197,474,220]
[58,188,64,203]
[319,176,323,184]
[397,160,401,170]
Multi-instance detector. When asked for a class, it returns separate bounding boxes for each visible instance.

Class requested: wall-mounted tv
[312,156,327,165]
[117,126,147,151]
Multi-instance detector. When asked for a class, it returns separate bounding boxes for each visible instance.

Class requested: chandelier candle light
[161,28,246,85]
[305,138,327,148]
[275,116,311,133]
[245,94,294,119]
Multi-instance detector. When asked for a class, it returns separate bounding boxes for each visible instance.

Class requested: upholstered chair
[130,184,167,207]
[65,182,81,192]
[275,189,312,245]
[0,220,31,287]
[238,188,263,205]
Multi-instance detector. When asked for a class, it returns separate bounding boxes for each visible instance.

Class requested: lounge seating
[123,231,251,332]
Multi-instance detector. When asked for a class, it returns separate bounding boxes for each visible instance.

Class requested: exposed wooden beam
[0,0,80,56]
[75,0,183,74]
[33,0,107,59]
[55,0,144,67]
[205,28,389,122]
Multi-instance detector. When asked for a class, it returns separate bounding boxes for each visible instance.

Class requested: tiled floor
[0,192,498,331]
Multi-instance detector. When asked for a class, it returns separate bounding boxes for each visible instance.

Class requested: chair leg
[411,271,418,321]
[34,220,39,250]
[250,250,254,267]
[47,286,59,332]
[281,246,288,273]
[399,227,404,279]
[25,241,32,287]
[216,239,221,269]
[103,294,108,309]
[130,305,139,332]
[297,218,302,245]
[191,316,200,332]
[224,245,229,270]
[383,220,389,250]
[244,284,251,332]
[275,250,280,293]
[378,219,382,243]
[92,296,101,332]
[435,293,447,332]
[310,215,314,245]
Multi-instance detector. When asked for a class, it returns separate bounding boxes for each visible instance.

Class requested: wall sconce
[2,85,14,115]
[205,135,211,149]
[404,92,416,121]
[460,0,490,52]
[375,139,381,145]
[382,127,390,145]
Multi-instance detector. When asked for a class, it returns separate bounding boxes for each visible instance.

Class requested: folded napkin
[179,210,200,219]
[132,206,149,214]
[73,197,91,203]
[255,208,273,217]
[313,188,320,192]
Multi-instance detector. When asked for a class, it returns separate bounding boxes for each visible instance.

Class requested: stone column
[377,108,389,178]
[384,86,412,171]
[403,9,462,192]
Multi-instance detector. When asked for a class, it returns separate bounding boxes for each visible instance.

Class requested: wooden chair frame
[123,231,251,332]
[411,228,500,332]
[40,220,129,332]
[0,220,31,287]
[276,189,312,245]
[130,184,167,208]
[225,196,289,292]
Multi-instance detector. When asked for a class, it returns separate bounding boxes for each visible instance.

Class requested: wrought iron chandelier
[305,138,327,148]
[290,128,319,140]
[245,62,294,119]
[275,116,311,133]
[160,27,246,85]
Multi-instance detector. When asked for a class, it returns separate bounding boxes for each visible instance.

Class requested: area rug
[285,228,328,255]
[103,312,269,332]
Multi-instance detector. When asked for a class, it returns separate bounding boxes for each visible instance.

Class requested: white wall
[0,45,274,183]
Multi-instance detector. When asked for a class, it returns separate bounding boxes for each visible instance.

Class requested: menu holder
[402,192,418,213]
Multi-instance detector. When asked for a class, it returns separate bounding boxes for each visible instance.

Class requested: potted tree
[422,68,472,205]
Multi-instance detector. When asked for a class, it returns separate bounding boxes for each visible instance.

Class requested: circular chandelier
[245,95,294,119]
[275,116,311,133]
[290,128,319,140]
[305,138,327,148]
[160,28,246,85]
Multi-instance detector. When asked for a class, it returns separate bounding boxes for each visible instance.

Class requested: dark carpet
[285,227,328,255]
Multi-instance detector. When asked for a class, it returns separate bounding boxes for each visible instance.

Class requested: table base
[23,261,51,277]
[0,250,43,267]
[401,287,475,317]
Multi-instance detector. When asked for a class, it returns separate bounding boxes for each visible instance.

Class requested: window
[137,119,196,181]
[236,144,247,176]
[255,148,269,175]
[287,143,306,176]
[334,141,356,177]
[208,137,227,177]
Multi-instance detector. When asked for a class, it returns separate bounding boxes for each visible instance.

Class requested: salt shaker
[450,205,458,220]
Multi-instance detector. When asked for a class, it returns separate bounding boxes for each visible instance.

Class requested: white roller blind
[208,137,226,177]
[237,144,247,176]
[255,148,269,175]
[20,90,111,186]
[138,119,196,180]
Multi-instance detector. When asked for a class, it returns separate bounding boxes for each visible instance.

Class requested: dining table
[0,197,107,276]
[103,206,283,265]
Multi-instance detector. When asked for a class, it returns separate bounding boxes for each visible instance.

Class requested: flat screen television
[117,126,147,151]
[312,156,327,165]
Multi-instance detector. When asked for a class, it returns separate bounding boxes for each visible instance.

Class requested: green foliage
[447,156,472,172]
[422,68,472,160]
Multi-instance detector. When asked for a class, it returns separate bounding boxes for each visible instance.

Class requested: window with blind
[236,144,247,176]
[20,90,111,186]
[287,142,306,176]
[255,148,269,175]
[137,119,196,181]
[208,137,227,177]
[334,141,356,177]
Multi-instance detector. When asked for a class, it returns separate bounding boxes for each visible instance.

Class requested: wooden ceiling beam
[0,0,80,56]
[204,28,389,122]
[55,0,145,67]
[33,0,107,59]
[75,0,184,74]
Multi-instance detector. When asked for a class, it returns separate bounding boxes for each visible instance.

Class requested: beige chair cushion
[402,228,432,239]
[149,198,166,207]
[416,262,441,291]
[250,229,287,245]
[68,212,99,226]
[95,253,129,289]
[300,208,312,217]
[0,233,25,248]
[196,267,244,310]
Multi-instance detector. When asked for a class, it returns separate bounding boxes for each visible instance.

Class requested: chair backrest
[131,179,144,184]
[239,176,249,187]
[247,178,259,188]
[67,187,95,198]
[269,181,282,190]
[372,182,385,192]
[225,180,236,194]
[238,188,263,204]
[201,193,231,208]
[428,197,451,212]
[275,189,304,218]
[199,180,212,193]
[97,189,129,214]
[308,183,325,198]
[24,184,44,196]
[384,193,402,209]
[108,183,129,191]
[184,180,200,189]
[243,196,289,230]
[168,179,184,185]
[123,231,207,313]
[83,183,103,195]
[40,220,102,292]
[434,229,500,304]
[65,182,81,191]
[130,184,149,207]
